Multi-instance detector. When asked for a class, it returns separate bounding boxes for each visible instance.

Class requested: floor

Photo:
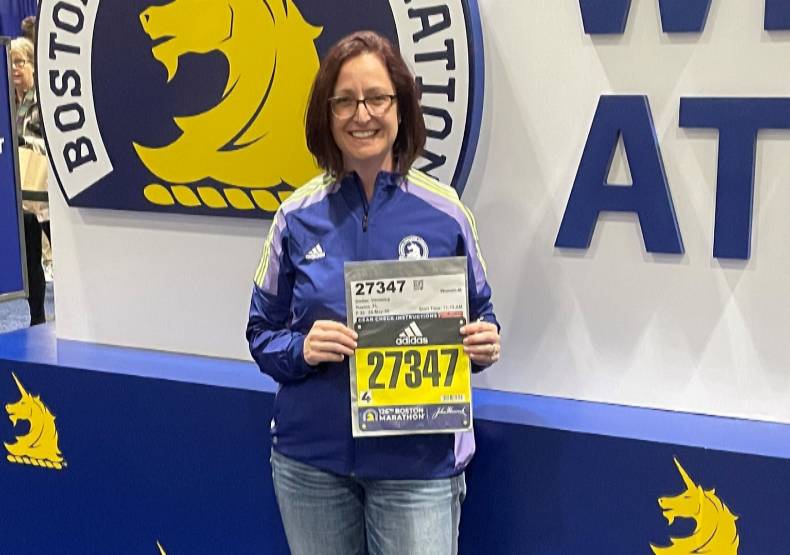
[0,281,55,334]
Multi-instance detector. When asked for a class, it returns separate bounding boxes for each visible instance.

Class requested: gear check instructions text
[344,257,473,437]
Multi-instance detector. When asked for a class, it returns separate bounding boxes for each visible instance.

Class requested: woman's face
[330,52,399,173]
[10,50,34,92]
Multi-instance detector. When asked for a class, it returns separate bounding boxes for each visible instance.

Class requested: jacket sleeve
[246,210,316,383]
[456,206,500,374]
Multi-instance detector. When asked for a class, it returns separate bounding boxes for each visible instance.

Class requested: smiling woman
[305,31,426,198]
[328,53,400,195]
[246,30,502,555]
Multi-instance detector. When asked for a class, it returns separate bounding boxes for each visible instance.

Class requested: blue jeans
[270,449,466,555]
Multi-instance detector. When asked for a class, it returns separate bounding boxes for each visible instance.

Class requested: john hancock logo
[4,373,66,470]
[650,458,738,555]
[37,0,484,218]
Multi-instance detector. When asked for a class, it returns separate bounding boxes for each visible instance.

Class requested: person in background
[10,38,41,143]
[247,31,501,554]
[20,16,36,43]
[11,37,47,325]
[15,29,53,283]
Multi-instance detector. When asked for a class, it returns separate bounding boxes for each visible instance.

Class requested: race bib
[345,257,472,437]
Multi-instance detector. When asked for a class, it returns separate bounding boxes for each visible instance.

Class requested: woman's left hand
[460,320,501,367]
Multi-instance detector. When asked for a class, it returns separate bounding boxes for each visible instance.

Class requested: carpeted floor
[0,282,55,334]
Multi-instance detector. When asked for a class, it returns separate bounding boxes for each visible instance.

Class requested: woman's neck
[16,83,32,102]
[347,153,394,201]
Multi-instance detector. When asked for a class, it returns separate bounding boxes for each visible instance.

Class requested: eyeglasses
[11,59,28,69]
[328,94,397,119]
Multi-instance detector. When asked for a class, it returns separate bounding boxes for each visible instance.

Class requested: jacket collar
[340,170,403,190]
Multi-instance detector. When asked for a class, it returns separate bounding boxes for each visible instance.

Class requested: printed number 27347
[354,280,406,296]
[367,349,459,390]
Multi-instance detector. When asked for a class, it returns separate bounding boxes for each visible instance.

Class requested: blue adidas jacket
[247,169,498,479]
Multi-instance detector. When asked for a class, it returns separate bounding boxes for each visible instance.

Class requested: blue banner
[0,40,25,301]
[0,352,787,553]
[0,0,37,37]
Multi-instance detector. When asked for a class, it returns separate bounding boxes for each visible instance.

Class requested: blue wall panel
[0,41,25,300]
[0,362,288,553]
[1,328,787,552]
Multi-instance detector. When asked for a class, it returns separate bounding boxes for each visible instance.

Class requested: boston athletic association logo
[4,373,66,470]
[133,0,321,210]
[398,235,429,260]
[36,0,484,218]
[650,458,739,555]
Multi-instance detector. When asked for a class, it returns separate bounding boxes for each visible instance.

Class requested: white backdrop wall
[51,0,790,423]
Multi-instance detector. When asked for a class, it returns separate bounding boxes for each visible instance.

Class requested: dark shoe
[30,313,46,326]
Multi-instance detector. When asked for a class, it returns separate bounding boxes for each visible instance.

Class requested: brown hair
[21,16,36,42]
[305,31,425,178]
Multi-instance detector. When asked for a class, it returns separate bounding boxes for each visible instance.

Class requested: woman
[21,16,37,43]
[247,31,500,554]
[10,37,42,146]
[11,37,48,326]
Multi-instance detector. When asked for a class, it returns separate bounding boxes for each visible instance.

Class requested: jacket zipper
[357,180,370,232]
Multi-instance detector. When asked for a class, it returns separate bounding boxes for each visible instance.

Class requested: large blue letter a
[555,95,684,254]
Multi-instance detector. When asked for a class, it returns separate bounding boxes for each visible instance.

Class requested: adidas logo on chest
[305,243,325,261]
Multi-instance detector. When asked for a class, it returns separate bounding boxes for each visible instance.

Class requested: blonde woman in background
[11,37,50,325]
[10,38,42,147]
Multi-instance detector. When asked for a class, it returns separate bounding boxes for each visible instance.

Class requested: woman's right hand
[303,320,358,366]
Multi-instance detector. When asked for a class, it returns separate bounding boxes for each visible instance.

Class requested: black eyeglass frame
[328,94,397,118]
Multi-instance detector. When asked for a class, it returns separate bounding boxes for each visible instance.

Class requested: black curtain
[0,0,38,38]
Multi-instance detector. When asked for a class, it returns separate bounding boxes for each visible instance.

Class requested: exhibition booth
[2,1,790,552]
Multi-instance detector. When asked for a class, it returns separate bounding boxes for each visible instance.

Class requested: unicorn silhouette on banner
[135,0,322,212]
[651,458,739,555]
[4,373,65,470]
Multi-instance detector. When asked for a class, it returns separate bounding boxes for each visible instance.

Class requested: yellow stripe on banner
[407,170,488,276]
[253,174,334,287]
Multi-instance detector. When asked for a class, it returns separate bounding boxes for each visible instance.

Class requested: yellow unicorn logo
[4,373,65,470]
[650,458,739,554]
[135,0,322,212]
